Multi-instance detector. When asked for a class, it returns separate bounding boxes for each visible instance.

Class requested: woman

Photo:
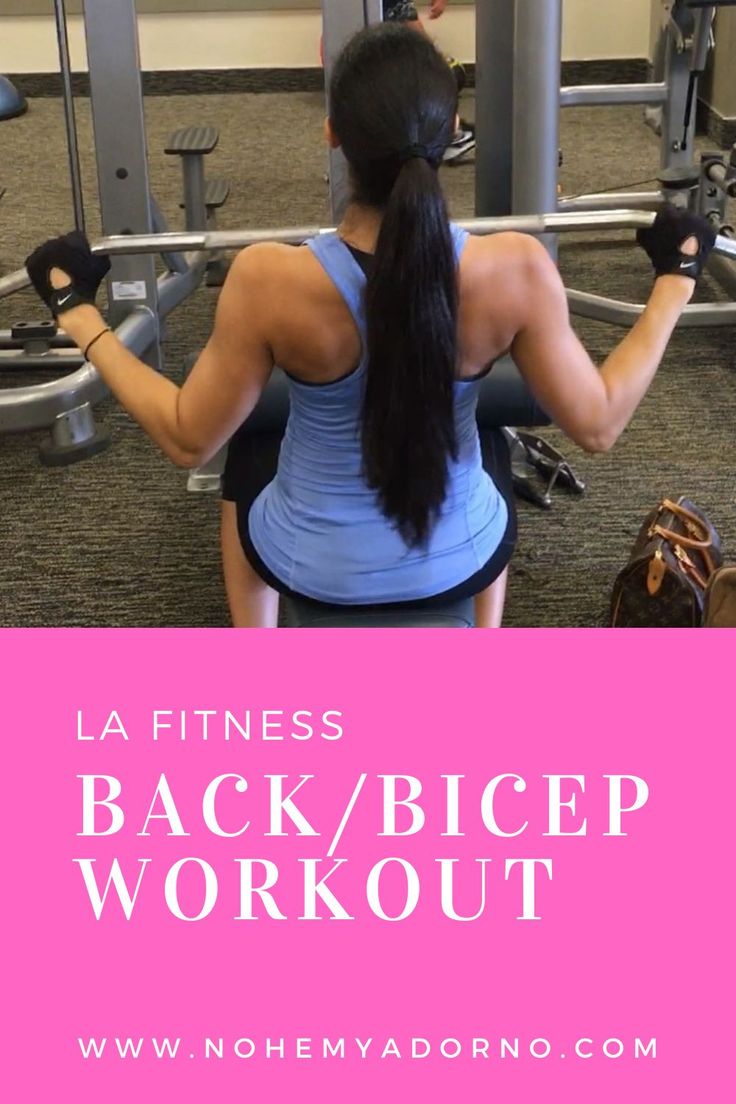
[27,25,714,628]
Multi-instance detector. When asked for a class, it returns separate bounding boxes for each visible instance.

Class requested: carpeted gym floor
[0,90,734,627]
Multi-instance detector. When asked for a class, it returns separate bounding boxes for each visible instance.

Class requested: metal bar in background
[567,289,736,327]
[181,156,207,232]
[560,83,669,108]
[0,332,77,350]
[558,192,664,213]
[475,0,515,215]
[705,161,736,198]
[512,0,562,256]
[0,240,203,430]
[149,195,190,273]
[707,254,736,301]
[82,0,162,366]
[53,0,86,233]
[156,253,209,316]
[0,309,154,432]
[690,5,716,73]
[0,352,86,372]
[364,0,383,22]
[2,211,736,301]
[660,3,699,167]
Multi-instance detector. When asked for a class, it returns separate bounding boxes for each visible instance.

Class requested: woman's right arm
[509,207,716,453]
[510,243,694,452]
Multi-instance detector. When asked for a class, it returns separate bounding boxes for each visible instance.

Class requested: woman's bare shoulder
[228,241,315,283]
[463,230,548,267]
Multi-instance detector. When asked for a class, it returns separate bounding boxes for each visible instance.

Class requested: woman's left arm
[50,245,275,468]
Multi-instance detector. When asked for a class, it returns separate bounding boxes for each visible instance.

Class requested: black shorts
[383,1,420,21]
[222,426,517,609]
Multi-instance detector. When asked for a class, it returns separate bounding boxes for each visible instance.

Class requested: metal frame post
[82,0,161,368]
[364,0,383,23]
[475,0,515,215]
[53,0,86,232]
[512,0,562,243]
[659,0,700,169]
[182,157,207,232]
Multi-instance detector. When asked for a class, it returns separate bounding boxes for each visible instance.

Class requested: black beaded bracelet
[84,327,111,360]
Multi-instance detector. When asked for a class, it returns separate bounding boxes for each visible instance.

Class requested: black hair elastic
[84,327,111,360]
[398,143,430,164]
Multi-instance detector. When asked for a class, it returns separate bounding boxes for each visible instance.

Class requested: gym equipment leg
[38,403,111,467]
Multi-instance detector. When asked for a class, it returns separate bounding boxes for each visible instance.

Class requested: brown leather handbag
[611,497,723,627]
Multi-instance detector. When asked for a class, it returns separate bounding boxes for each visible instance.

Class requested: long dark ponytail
[329,25,459,546]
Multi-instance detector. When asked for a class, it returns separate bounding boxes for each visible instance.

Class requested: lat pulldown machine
[0,0,230,468]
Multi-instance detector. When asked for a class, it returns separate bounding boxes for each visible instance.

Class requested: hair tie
[398,143,430,165]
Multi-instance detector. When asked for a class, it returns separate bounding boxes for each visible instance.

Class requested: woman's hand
[25,230,111,322]
[428,0,447,19]
[636,205,716,289]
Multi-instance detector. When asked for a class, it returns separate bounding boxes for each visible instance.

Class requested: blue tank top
[248,225,508,604]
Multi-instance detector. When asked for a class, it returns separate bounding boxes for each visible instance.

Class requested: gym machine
[1,2,734,454]
[0,0,230,467]
[3,213,734,295]
[1,214,734,463]
[475,0,736,503]
[3,210,734,627]
[477,0,736,320]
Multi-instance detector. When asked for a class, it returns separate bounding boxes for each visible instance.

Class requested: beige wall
[704,9,736,118]
[648,0,736,120]
[0,3,653,74]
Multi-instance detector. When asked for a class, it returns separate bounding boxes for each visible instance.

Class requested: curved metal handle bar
[1,210,735,301]
[567,289,736,327]
[0,307,155,430]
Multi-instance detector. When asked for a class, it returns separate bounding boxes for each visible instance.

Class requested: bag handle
[651,524,717,578]
[652,522,716,556]
[650,499,714,551]
[648,499,718,580]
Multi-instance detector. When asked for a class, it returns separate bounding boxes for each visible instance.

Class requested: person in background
[383,0,475,162]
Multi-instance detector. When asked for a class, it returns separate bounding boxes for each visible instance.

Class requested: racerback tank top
[247,225,508,604]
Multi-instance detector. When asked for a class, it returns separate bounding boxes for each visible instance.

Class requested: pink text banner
[2,629,732,1103]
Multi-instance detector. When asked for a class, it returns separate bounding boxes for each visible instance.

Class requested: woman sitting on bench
[26,25,714,627]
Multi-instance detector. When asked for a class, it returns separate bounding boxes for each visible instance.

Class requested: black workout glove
[25,230,111,316]
[636,205,716,281]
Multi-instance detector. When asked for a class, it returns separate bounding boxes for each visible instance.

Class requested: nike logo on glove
[57,292,74,306]
[680,261,698,271]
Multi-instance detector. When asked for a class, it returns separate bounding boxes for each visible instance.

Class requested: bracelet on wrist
[84,327,112,360]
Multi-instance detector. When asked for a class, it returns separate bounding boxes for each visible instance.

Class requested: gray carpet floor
[0,91,734,626]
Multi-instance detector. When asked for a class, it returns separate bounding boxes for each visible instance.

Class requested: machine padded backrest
[475,355,550,428]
